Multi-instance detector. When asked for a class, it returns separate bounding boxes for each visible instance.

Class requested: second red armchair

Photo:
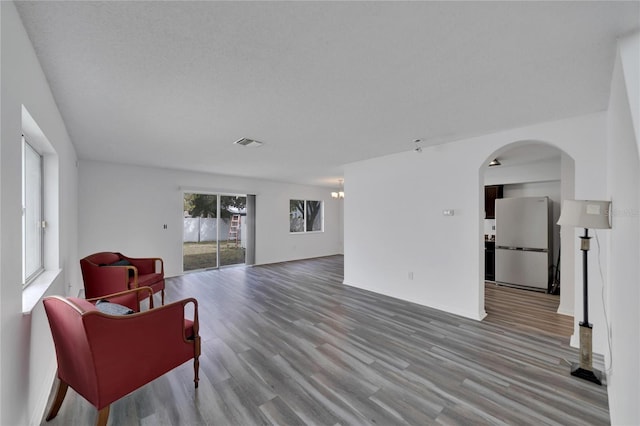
[80,252,165,304]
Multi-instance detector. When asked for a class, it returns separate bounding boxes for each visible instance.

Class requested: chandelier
[331,179,345,199]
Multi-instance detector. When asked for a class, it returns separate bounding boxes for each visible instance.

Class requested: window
[21,105,62,312]
[22,136,44,285]
[289,199,323,233]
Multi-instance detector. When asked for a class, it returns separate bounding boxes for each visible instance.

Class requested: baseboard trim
[29,359,57,426]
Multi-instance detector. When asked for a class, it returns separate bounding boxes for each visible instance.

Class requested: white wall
[77,161,342,290]
[605,32,640,426]
[0,2,79,425]
[558,153,576,315]
[344,113,609,349]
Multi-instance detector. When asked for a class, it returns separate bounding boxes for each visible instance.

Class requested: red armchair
[43,288,200,426]
[80,252,165,304]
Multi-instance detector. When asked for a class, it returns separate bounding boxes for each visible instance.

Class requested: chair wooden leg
[45,380,68,421]
[96,406,110,426]
[194,355,200,388]
[161,289,165,305]
[193,336,200,388]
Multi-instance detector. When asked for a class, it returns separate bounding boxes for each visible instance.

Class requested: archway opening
[480,141,576,337]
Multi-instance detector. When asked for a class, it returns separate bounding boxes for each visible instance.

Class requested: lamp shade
[557,200,611,229]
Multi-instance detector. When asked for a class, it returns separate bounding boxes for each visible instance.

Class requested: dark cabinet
[484,185,503,219]
[485,241,495,281]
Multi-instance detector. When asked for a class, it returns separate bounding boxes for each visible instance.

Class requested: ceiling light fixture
[488,158,501,167]
[234,138,264,148]
[331,179,345,199]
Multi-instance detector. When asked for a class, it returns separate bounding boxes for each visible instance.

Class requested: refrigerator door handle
[496,246,547,253]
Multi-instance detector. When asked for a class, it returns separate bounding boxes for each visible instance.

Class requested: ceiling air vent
[234,138,264,148]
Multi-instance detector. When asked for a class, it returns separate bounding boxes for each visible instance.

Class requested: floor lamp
[557,199,611,385]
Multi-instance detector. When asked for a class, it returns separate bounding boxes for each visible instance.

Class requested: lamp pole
[581,228,589,325]
[571,227,602,385]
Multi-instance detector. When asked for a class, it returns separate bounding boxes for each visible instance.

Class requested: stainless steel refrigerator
[495,196,551,291]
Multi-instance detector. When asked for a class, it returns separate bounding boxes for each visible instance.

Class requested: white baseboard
[29,359,57,426]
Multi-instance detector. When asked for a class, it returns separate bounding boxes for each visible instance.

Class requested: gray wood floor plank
[259,396,306,426]
[238,349,343,426]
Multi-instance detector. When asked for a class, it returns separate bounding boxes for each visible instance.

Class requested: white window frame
[289,199,324,233]
[21,105,62,313]
[22,136,45,286]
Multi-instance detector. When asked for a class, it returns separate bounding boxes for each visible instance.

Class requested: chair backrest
[81,252,121,267]
[43,296,101,405]
[80,252,130,298]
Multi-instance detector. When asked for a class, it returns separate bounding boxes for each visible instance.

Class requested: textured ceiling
[15,1,639,186]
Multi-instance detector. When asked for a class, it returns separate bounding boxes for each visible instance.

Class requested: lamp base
[571,363,602,386]
[571,323,602,386]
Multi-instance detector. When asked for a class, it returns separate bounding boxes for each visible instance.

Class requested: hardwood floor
[43,255,609,425]
[484,282,575,339]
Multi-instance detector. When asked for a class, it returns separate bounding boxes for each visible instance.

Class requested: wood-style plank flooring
[43,255,609,425]
[484,282,574,339]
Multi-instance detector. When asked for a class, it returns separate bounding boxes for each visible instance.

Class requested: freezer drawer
[495,248,549,290]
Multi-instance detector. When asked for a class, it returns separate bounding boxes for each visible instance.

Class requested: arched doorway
[480,141,576,335]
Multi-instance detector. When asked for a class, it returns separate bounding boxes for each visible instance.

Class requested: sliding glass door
[219,195,246,267]
[182,192,247,271]
[183,193,218,271]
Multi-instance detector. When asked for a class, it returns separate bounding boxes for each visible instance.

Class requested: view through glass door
[183,193,247,272]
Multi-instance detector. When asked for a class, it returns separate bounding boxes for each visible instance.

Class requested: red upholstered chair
[43,289,200,426]
[80,252,165,304]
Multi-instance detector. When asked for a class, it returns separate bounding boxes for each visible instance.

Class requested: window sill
[22,269,61,314]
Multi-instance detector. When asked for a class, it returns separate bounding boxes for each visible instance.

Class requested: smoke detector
[234,138,264,148]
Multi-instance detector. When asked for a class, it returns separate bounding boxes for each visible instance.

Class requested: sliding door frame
[182,189,253,273]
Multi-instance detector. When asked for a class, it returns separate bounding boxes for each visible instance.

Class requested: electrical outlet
[408,272,414,280]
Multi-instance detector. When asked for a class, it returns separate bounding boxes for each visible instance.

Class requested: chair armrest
[121,255,164,276]
[84,298,199,344]
[86,287,154,311]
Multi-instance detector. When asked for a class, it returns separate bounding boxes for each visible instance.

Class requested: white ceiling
[15,1,639,187]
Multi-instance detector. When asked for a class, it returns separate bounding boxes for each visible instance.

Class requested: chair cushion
[108,259,135,277]
[95,300,134,315]
[133,273,163,287]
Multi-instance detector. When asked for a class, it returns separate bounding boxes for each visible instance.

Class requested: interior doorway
[182,192,247,272]
[481,142,575,328]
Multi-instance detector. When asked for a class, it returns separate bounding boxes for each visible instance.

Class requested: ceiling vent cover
[234,138,264,148]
